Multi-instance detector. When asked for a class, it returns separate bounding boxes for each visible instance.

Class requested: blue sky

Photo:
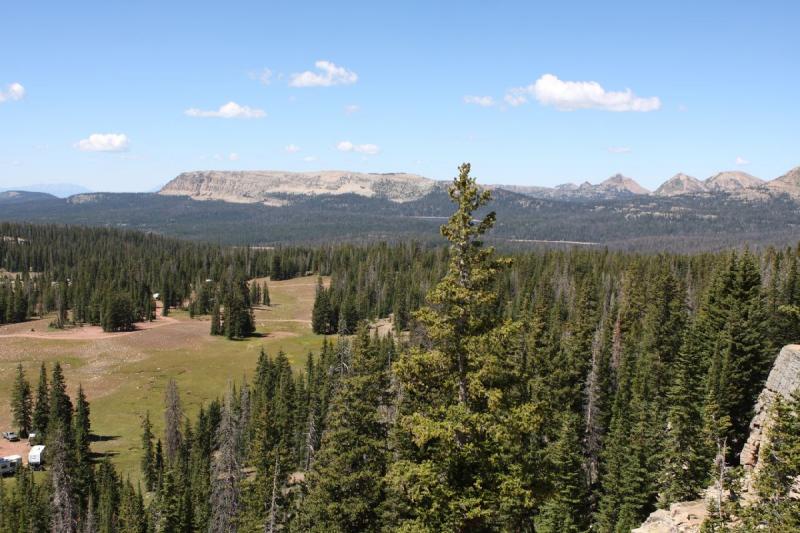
[1,1,798,192]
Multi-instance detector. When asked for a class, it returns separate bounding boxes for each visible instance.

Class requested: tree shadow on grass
[89,434,120,443]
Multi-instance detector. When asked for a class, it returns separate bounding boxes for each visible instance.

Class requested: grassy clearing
[0,276,327,480]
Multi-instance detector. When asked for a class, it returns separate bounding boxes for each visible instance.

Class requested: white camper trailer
[0,455,22,476]
[28,445,45,470]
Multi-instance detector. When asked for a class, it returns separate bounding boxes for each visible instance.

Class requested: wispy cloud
[303,155,318,162]
[337,141,379,155]
[608,146,632,154]
[289,60,357,88]
[344,104,360,115]
[505,74,661,112]
[185,101,266,119]
[736,156,750,166]
[249,68,273,85]
[75,133,130,152]
[284,144,301,153]
[463,95,495,107]
[0,82,25,103]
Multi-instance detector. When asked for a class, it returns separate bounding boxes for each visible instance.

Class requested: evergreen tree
[49,361,74,443]
[705,251,771,457]
[536,414,590,533]
[164,379,183,465]
[210,301,222,336]
[209,386,241,532]
[32,362,49,437]
[141,411,157,491]
[50,424,79,533]
[73,385,94,510]
[10,363,32,437]
[296,326,388,532]
[311,278,334,335]
[384,164,535,530]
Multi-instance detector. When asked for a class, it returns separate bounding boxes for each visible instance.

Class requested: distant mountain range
[497,167,800,201]
[2,166,800,252]
[0,182,92,198]
[157,167,800,205]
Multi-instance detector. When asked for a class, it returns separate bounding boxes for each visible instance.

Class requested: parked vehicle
[28,445,45,470]
[2,431,19,442]
[0,455,22,476]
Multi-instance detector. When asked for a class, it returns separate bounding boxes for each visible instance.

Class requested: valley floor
[0,276,328,477]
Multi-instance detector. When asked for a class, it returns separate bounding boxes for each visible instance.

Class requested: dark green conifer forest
[2,165,800,531]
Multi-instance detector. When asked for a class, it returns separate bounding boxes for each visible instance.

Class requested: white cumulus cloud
[337,141,379,155]
[228,152,240,161]
[0,82,25,103]
[284,144,301,153]
[75,133,130,152]
[736,156,750,166]
[185,101,266,119]
[289,60,358,88]
[463,95,495,107]
[505,74,661,112]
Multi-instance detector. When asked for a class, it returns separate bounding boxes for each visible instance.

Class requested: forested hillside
[2,167,800,531]
[2,184,800,251]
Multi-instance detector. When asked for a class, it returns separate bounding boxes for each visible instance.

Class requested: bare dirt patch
[0,439,29,464]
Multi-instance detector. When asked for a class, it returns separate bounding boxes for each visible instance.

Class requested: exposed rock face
[159,170,438,204]
[632,499,707,533]
[704,171,764,193]
[636,345,800,532]
[654,173,708,196]
[740,344,800,474]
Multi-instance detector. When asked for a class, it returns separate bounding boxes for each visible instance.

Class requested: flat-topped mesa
[158,170,438,204]
[654,173,707,196]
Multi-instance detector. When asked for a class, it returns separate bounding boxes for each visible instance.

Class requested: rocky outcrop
[632,499,707,533]
[740,344,800,475]
[636,344,800,532]
[159,170,438,204]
